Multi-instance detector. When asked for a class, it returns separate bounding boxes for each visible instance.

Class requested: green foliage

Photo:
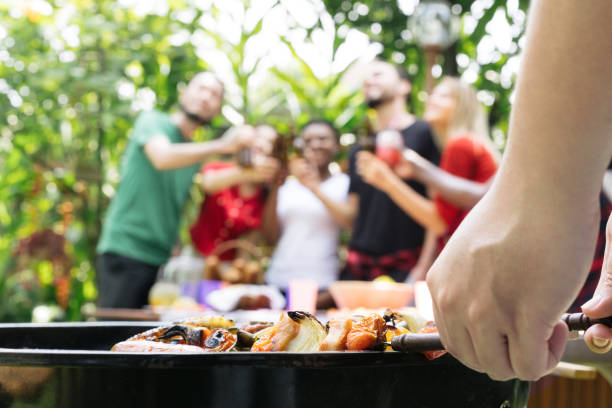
[0,0,210,321]
[321,0,530,147]
[0,0,524,321]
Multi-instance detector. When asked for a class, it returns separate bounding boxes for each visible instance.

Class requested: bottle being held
[375,129,403,167]
[226,125,256,168]
[236,146,254,168]
[359,115,376,153]
[272,131,289,167]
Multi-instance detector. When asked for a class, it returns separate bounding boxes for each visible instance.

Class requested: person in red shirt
[356,77,499,250]
[189,125,281,260]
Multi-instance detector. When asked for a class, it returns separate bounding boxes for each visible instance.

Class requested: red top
[434,135,497,243]
[189,162,265,260]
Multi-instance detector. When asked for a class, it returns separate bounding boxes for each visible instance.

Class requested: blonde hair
[438,76,501,163]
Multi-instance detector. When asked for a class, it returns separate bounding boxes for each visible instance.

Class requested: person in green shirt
[96,71,252,308]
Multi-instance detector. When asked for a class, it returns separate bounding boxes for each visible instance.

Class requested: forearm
[381,176,447,235]
[496,0,612,210]
[201,167,250,195]
[310,188,358,230]
[260,186,281,245]
[146,138,231,170]
[411,229,438,281]
[414,160,490,209]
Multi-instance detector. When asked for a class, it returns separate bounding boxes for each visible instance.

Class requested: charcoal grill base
[0,322,530,408]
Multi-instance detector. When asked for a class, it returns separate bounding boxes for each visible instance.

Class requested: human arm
[409,229,438,282]
[143,125,255,171]
[260,182,282,246]
[310,190,358,231]
[400,149,492,209]
[356,151,448,235]
[582,213,612,354]
[426,0,612,381]
[200,157,280,195]
[290,158,358,230]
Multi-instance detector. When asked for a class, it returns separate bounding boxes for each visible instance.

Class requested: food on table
[148,281,181,307]
[205,284,286,312]
[203,255,264,284]
[236,294,271,310]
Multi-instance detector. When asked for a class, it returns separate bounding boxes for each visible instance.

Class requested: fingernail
[567,331,579,340]
[581,295,601,310]
[593,336,611,349]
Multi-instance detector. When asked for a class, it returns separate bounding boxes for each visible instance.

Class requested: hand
[426,185,599,381]
[582,214,612,353]
[245,155,281,184]
[290,158,320,191]
[272,166,289,189]
[395,149,429,180]
[221,125,256,154]
[356,151,395,192]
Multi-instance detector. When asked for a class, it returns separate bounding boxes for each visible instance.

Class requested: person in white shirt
[262,120,350,308]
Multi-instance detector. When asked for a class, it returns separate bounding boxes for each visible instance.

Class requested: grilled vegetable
[319,318,353,351]
[111,340,209,353]
[240,321,274,334]
[393,308,428,333]
[111,316,239,352]
[346,314,387,351]
[122,316,235,344]
[384,326,410,351]
[251,311,326,352]
[419,324,447,360]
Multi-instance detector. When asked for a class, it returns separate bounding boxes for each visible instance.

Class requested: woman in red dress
[189,125,281,261]
[356,77,500,247]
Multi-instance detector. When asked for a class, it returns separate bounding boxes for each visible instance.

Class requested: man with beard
[340,60,440,283]
[96,72,252,308]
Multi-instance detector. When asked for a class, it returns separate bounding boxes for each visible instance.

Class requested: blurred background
[0,0,528,322]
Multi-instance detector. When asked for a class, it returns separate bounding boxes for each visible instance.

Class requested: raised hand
[355,151,395,192]
[290,158,321,191]
[246,155,281,184]
[222,125,256,154]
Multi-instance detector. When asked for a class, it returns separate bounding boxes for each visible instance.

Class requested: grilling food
[346,313,387,351]
[110,309,437,356]
[251,311,326,352]
[111,315,253,353]
[111,340,210,353]
[418,323,447,360]
[319,318,353,351]
[240,321,275,334]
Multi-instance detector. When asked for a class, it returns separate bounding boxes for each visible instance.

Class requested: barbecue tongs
[388,313,612,353]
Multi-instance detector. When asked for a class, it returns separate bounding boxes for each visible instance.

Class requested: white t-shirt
[266,173,350,290]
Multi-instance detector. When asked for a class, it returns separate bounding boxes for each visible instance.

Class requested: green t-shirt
[96,110,199,265]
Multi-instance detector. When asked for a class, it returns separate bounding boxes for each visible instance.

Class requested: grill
[0,322,529,408]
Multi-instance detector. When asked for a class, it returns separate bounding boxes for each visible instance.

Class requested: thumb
[582,215,612,319]
[581,214,612,353]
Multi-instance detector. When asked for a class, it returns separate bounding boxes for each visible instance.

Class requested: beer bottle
[359,114,376,153]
